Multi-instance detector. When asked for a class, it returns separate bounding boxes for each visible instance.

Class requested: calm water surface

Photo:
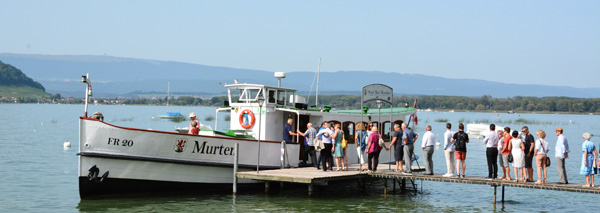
[1,104,598,212]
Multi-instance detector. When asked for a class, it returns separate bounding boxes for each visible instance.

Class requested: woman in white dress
[509,130,526,182]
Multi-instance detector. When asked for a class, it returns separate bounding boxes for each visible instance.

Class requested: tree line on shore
[5,94,599,113]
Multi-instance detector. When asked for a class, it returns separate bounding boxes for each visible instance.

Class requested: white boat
[466,123,504,138]
[158,82,184,119]
[77,73,416,198]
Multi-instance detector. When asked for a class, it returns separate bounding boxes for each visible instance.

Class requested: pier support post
[401,179,406,193]
[265,181,270,194]
[393,178,396,194]
[501,185,505,203]
[233,143,239,195]
[493,185,497,205]
[308,184,313,196]
[384,178,388,195]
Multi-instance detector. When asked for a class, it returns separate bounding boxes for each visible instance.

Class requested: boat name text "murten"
[191,141,234,155]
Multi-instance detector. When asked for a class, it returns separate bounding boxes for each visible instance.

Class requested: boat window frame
[381,121,392,142]
[276,90,287,106]
[342,122,355,144]
[239,88,263,102]
[267,89,277,104]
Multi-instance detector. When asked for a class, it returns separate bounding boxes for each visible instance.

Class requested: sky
[1,1,599,88]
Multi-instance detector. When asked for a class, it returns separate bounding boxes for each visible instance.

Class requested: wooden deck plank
[237,164,600,194]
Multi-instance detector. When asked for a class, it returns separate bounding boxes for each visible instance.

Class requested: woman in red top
[366,126,383,172]
[501,127,513,180]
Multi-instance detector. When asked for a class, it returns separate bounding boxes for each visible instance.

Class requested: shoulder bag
[539,139,551,167]
[313,138,324,152]
[342,131,347,149]
[378,134,385,147]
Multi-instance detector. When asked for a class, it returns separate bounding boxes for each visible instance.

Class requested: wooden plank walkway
[371,171,600,194]
[237,164,600,194]
[237,164,383,185]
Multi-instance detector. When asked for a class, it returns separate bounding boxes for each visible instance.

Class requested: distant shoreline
[3,93,600,114]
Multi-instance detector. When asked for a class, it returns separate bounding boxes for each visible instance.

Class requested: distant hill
[1,53,599,98]
[0,60,49,97]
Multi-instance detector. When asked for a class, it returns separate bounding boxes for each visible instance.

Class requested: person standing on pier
[388,123,404,172]
[522,126,536,182]
[332,124,345,171]
[509,131,526,182]
[402,123,418,175]
[283,118,298,143]
[501,127,513,180]
[483,124,499,180]
[497,130,506,180]
[580,132,596,187]
[443,123,455,177]
[555,128,570,184]
[298,123,317,167]
[452,123,469,178]
[534,130,549,184]
[316,123,334,171]
[421,125,436,175]
[366,126,383,172]
[355,123,368,172]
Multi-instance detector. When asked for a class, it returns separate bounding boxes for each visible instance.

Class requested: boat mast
[315,57,320,107]
[167,82,170,109]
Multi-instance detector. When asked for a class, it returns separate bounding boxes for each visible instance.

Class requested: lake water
[1,104,599,212]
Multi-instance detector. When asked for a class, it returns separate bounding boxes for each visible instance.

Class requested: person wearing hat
[555,127,570,184]
[189,112,201,132]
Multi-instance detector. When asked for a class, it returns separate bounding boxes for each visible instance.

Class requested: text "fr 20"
[108,137,134,147]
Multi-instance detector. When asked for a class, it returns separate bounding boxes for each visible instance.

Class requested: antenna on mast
[315,57,320,107]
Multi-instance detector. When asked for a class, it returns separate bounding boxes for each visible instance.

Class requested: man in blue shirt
[402,123,418,175]
[283,118,297,143]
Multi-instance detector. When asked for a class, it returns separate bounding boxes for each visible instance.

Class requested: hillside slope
[0,60,49,97]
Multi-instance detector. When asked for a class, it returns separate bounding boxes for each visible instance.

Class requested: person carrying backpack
[355,123,368,172]
[452,123,470,178]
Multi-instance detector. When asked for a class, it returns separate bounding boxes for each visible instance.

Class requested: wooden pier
[236,164,600,203]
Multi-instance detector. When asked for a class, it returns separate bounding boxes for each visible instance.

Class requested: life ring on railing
[239,109,255,129]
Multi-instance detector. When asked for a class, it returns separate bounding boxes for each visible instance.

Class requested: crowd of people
[296,120,599,187]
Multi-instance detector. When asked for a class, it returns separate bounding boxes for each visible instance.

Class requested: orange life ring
[239,109,255,129]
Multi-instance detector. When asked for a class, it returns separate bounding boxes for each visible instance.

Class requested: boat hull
[78,118,299,198]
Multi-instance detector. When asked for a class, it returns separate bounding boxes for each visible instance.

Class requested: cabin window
[250,89,262,100]
[230,89,243,103]
[342,122,355,143]
[276,90,287,105]
[382,121,391,141]
[369,122,379,132]
[268,90,276,103]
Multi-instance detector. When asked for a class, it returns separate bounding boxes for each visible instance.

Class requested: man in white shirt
[555,127,570,184]
[421,125,436,175]
[482,124,499,180]
[443,123,455,177]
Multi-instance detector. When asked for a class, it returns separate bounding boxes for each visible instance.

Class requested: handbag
[539,139,551,167]
[313,138,324,152]
[378,137,385,148]
[342,131,348,149]
[508,153,513,163]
